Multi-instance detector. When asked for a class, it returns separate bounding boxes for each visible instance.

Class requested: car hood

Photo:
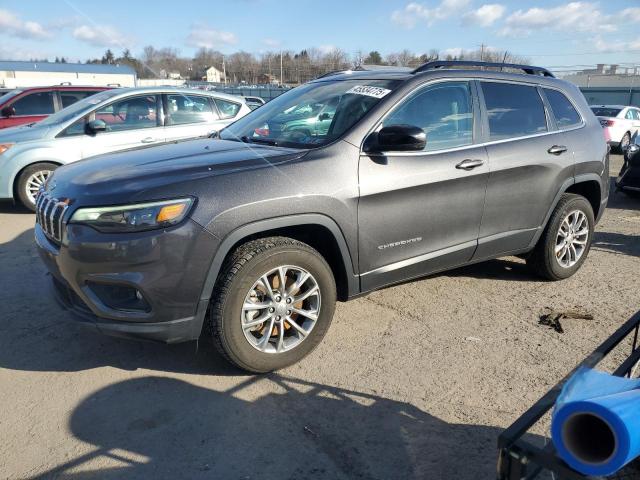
[47,138,307,205]
[0,123,50,143]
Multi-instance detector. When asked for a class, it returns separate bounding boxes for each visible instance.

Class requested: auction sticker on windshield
[346,85,392,99]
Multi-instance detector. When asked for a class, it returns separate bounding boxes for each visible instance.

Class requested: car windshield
[591,107,622,118]
[38,89,121,126]
[220,79,400,148]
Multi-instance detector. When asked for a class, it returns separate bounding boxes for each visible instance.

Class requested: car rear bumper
[35,218,217,343]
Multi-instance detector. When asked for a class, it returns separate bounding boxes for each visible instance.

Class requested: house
[257,73,279,85]
[0,61,136,89]
[206,66,224,84]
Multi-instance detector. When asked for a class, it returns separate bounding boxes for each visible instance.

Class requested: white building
[0,61,136,89]
[206,66,224,83]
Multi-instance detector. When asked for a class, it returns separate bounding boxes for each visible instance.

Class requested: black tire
[619,132,631,153]
[527,193,595,280]
[207,236,336,373]
[16,162,58,212]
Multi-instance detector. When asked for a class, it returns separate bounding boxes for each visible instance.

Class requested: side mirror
[318,112,332,121]
[365,124,426,153]
[86,119,107,135]
[1,106,16,118]
[626,143,640,156]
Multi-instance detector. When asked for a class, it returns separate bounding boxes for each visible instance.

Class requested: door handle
[455,158,485,170]
[141,137,155,143]
[548,145,568,155]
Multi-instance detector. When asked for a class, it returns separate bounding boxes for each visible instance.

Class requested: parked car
[242,96,266,110]
[35,61,608,373]
[0,87,250,210]
[617,133,640,195]
[0,86,109,130]
[590,105,640,151]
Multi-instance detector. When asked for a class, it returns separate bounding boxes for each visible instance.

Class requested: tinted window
[11,91,55,115]
[544,89,582,128]
[60,90,98,109]
[59,117,86,137]
[383,81,473,151]
[214,99,241,119]
[481,82,547,140]
[591,107,621,118]
[94,95,158,132]
[166,94,217,125]
[625,109,634,120]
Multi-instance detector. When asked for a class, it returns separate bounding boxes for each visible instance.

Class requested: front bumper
[35,218,218,343]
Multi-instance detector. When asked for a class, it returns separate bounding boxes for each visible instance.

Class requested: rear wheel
[16,162,58,211]
[527,194,594,280]
[207,237,336,373]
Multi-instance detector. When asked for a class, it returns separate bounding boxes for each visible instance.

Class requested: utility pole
[280,50,283,87]
[222,55,227,85]
[480,43,485,61]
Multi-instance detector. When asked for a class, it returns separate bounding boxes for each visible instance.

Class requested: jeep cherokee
[35,61,609,372]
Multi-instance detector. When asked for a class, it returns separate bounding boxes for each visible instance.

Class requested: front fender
[198,214,359,303]
[0,144,79,199]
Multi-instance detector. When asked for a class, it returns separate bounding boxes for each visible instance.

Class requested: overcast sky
[1,0,639,70]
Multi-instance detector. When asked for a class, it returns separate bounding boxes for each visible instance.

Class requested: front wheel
[16,162,58,211]
[207,237,336,373]
[527,193,595,280]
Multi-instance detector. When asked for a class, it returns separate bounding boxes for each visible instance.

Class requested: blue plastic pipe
[552,368,640,476]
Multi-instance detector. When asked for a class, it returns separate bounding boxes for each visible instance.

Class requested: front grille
[36,191,69,243]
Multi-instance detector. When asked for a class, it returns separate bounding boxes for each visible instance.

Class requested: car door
[80,94,165,159]
[163,93,223,141]
[358,80,489,291]
[0,90,56,128]
[474,81,574,259]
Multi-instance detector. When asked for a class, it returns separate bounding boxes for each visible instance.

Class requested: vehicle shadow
[592,230,640,258]
[448,257,543,283]
[0,199,30,214]
[27,374,516,480]
[0,227,242,376]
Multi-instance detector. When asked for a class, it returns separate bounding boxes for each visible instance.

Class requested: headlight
[0,143,14,155]
[69,198,194,233]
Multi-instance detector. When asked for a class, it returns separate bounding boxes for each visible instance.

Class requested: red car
[0,86,110,129]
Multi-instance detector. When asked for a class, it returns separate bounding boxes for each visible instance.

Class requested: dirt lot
[0,155,638,480]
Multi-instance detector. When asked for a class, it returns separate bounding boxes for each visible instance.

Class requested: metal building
[0,61,136,89]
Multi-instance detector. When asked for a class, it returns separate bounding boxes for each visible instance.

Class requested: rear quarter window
[481,82,548,141]
[543,88,582,129]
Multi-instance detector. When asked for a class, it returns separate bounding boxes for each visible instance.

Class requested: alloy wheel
[555,210,589,268]
[241,265,321,354]
[25,170,51,205]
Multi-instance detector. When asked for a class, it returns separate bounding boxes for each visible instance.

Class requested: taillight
[254,124,269,136]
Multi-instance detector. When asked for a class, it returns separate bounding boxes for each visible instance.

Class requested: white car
[590,105,640,151]
[0,87,251,210]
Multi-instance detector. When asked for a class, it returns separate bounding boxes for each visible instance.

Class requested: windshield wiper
[241,136,279,146]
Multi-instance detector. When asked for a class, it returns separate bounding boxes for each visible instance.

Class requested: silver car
[0,87,251,210]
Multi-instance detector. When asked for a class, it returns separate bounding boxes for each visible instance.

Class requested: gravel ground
[0,155,638,480]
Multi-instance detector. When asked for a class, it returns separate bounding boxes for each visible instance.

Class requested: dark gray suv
[35,61,609,372]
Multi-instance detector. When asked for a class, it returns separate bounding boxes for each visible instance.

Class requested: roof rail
[412,60,555,77]
[316,70,352,79]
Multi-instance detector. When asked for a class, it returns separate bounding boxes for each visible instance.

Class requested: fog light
[87,282,150,312]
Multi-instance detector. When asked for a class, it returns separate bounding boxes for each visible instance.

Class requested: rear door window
[60,90,99,109]
[10,91,55,116]
[166,94,218,125]
[481,82,548,140]
[214,98,241,119]
[543,88,582,129]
